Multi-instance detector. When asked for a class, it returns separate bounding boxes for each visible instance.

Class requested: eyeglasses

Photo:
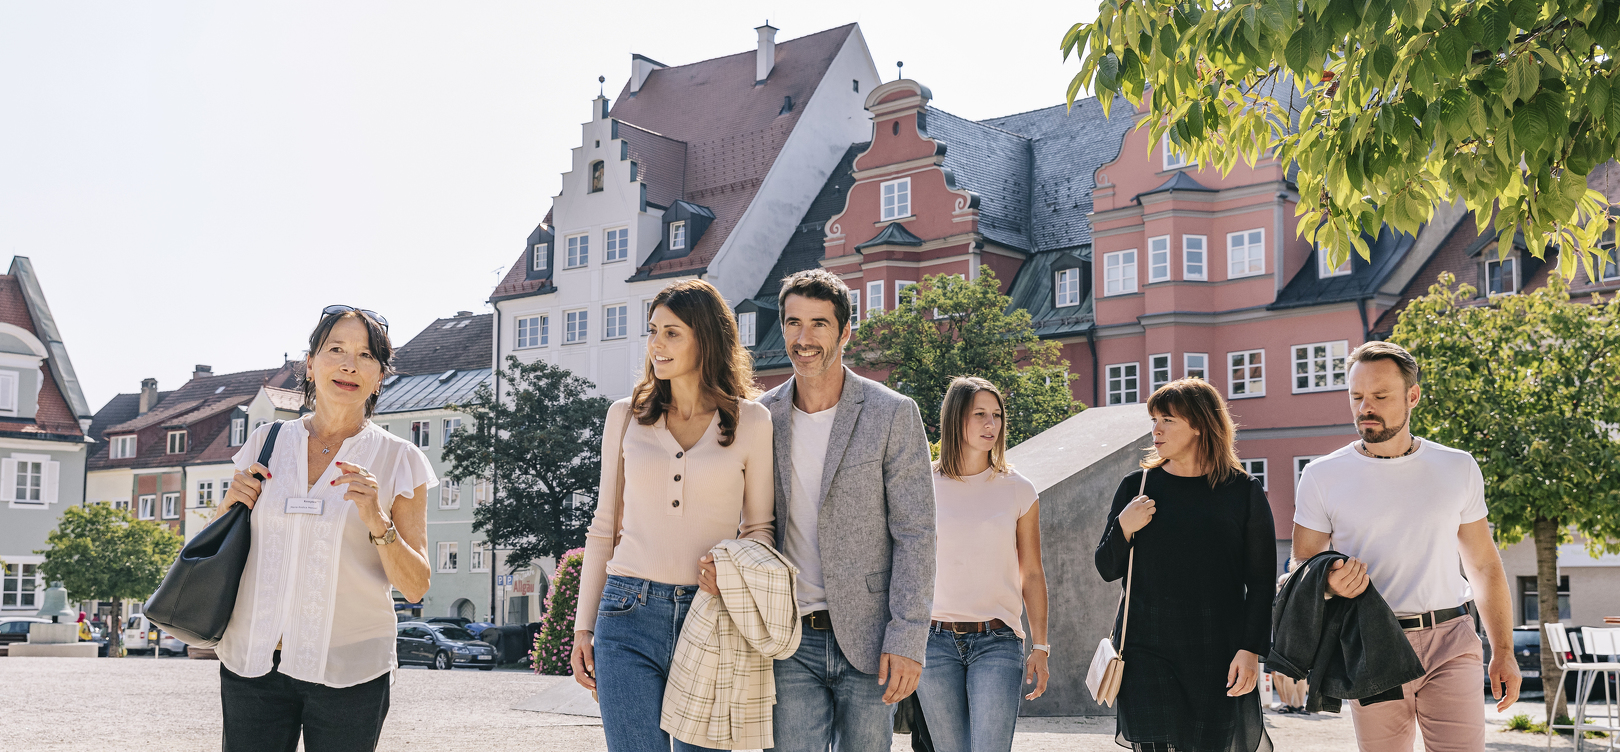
[321,305,389,331]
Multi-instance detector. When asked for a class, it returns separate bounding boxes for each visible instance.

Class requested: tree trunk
[1534,518,1567,723]
[110,598,125,658]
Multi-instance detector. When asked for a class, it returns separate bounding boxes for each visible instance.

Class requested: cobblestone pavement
[0,656,1580,751]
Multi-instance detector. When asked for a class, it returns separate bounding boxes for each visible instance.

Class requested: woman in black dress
[1095,378,1275,752]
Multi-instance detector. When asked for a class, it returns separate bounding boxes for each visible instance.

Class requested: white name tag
[285,497,324,515]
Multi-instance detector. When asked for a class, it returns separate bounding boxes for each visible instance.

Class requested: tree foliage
[847,267,1081,445]
[37,504,183,656]
[1064,0,1619,279]
[532,547,584,675]
[443,356,611,565]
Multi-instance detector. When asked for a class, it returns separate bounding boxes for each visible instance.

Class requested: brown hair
[935,376,1012,480]
[304,310,394,418]
[631,279,759,447]
[777,269,852,334]
[1141,378,1242,487]
[1348,340,1421,389]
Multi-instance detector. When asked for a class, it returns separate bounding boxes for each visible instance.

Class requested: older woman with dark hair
[212,306,437,752]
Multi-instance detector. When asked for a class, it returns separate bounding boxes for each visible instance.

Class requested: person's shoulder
[757,380,791,403]
[738,398,772,426]
[999,468,1038,493]
[367,421,414,449]
[852,372,912,410]
[1417,438,1478,464]
[1302,443,1360,472]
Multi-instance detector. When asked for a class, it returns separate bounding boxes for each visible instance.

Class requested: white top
[782,405,837,615]
[1293,439,1488,616]
[216,420,437,688]
[931,468,1038,637]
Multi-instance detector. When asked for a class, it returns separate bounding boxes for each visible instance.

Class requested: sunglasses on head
[321,305,389,331]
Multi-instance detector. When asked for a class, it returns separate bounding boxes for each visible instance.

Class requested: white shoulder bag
[1086,468,1148,707]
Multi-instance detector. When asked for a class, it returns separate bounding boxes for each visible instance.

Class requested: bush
[1504,713,1535,732]
[532,548,585,675]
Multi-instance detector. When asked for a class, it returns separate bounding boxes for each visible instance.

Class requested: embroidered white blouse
[215,419,437,688]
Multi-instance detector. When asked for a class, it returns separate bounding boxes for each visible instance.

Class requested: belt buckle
[807,612,830,631]
[951,622,969,635]
[1401,611,1433,632]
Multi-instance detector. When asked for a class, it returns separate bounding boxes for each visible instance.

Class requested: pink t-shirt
[931,467,1039,637]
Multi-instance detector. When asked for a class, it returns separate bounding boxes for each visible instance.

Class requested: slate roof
[375,368,492,415]
[87,362,304,471]
[855,221,924,250]
[1005,249,1096,338]
[1270,227,1418,310]
[923,107,1034,251]
[1135,171,1216,202]
[389,313,493,376]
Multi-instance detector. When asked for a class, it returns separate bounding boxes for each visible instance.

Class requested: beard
[790,344,840,379]
[1357,408,1410,444]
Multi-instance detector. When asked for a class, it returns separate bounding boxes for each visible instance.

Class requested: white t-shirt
[782,405,836,615]
[931,467,1038,637]
[1293,438,1487,616]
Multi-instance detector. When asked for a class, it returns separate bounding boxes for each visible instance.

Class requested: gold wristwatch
[369,520,398,546]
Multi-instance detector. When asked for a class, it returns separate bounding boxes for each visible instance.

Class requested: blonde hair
[934,376,1011,480]
[1141,378,1243,487]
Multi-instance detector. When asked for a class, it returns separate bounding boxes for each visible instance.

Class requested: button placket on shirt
[657,420,689,517]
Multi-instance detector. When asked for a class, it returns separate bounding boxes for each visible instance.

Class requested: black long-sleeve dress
[1094,467,1276,752]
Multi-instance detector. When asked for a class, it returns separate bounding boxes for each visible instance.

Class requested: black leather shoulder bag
[145,420,283,647]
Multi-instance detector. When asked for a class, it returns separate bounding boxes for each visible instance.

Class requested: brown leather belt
[803,610,833,631]
[931,618,1007,634]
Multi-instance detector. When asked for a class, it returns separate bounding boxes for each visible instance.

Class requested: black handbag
[145,421,283,647]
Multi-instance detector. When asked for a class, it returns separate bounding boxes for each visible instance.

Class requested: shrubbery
[532,548,585,675]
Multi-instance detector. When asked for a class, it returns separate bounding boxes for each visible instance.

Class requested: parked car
[396,621,496,670]
[122,614,187,656]
[424,617,471,628]
[0,616,49,653]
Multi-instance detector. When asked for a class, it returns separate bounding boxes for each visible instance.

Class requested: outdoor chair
[1544,622,1620,751]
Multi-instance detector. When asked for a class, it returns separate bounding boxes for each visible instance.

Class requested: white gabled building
[490,23,881,399]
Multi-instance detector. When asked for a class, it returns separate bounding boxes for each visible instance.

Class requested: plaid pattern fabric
[661,539,803,750]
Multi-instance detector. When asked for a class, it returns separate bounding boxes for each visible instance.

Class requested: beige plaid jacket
[661,538,802,750]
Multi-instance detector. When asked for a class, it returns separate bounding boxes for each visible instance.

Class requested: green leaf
[1373,45,1396,79]
[1286,26,1313,73]
[1347,148,1365,189]
[1436,27,1469,76]
[1608,76,1620,138]
[1259,0,1293,33]
[1514,102,1549,152]
[1097,51,1121,93]
[1160,23,1178,58]
[1516,55,1540,103]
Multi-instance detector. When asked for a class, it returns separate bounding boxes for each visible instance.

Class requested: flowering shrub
[532,547,585,675]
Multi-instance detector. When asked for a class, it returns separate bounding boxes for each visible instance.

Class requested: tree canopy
[847,267,1081,445]
[1064,0,1619,279]
[38,504,182,655]
[443,356,610,565]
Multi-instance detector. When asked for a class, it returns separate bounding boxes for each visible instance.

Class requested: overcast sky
[0,1,1102,413]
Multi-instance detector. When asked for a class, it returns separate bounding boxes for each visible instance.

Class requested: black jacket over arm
[1267,551,1426,712]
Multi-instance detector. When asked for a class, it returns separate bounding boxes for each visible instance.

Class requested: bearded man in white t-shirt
[1292,340,1520,752]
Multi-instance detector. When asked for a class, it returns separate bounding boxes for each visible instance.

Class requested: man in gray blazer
[759,269,936,751]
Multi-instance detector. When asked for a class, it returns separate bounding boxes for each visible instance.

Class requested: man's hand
[1487,648,1522,711]
[1326,557,1369,599]
[877,653,921,704]
[697,554,718,596]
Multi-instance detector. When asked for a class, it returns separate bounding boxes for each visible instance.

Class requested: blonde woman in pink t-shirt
[915,376,1050,752]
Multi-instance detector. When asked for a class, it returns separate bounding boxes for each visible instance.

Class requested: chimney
[139,378,158,415]
[755,22,777,84]
[193,364,213,380]
[455,310,474,318]
[630,54,666,95]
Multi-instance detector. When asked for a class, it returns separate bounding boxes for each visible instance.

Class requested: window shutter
[0,458,15,502]
[0,371,16,411]
[43,461,59,504]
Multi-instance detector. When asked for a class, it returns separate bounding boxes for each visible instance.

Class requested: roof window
[438,369,457,383]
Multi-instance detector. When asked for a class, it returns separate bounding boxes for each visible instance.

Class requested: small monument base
[10,642,97,658]
[27,622,80,645]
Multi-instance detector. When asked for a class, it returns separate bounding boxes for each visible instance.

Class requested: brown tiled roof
[390,313,494,375]
[0,274,84,437]
[88,362,304,471]
[613,24,856,278]
[619,122,687,208]
[491,253,549,302]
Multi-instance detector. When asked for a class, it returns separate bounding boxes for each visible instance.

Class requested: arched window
[590,161,604,193]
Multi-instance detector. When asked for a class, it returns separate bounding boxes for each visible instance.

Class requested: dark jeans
[220,651,391,752]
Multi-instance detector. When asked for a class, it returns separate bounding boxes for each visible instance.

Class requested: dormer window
[532,243,549,272]
[881,178,911,221]
[669,222,687,251]
[230,417,246,447]
[1319,248,1352,278]
[1055,269,1081,307]
[738,311,756,347]
[167,430,187,454]
[110,435,137,459]
[1486,255,1518,296]
[590,161,604,193]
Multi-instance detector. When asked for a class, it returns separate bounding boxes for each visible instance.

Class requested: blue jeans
[914,625,1026,752]
[591,575,718,752]
[772,623,896,752]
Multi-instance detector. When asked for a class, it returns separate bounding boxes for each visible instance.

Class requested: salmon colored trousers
[1348,615,1486,752]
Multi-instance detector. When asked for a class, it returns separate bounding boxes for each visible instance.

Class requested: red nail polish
[330,480,335,485]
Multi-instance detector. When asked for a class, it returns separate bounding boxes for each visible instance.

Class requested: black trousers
[220,651,391,752]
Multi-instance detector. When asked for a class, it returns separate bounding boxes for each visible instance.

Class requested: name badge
[285,497,324,515]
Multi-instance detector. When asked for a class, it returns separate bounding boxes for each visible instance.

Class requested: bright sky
[1,1,1101,413]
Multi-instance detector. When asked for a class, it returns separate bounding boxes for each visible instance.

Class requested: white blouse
[216,419,437,688]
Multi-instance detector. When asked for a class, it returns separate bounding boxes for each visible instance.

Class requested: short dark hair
[1348,340,1421,389]
[777,269,852,333]
[304,309,394,417]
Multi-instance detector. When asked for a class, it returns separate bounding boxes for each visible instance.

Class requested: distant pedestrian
[569,279,774,752]
[916,377,1049,752]
[1095,378,1275,752]
[214,306,437,752]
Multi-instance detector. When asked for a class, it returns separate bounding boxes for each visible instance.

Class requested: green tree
[1391,272,1620,721]
[847,267,1081,446]
[531,547,584,675]
[37,504,183,657]
[443,356,611,566]
[1063,0,1618,278]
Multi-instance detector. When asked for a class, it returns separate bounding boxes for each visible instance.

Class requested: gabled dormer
[636,201,715,270]
[733,298,775,349]
[524,224,554,281]
[1050,252,1090,308]
[0,323,48,421]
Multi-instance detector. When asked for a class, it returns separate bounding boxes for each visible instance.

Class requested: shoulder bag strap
[610,403,632,547]
[250,421,284,483]
[1111,468,1150,650]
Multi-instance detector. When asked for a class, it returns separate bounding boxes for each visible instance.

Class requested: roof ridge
[616,120,687,143]
[635,23,856,77]
[927,106,1031,140]
[979,94,1115,125]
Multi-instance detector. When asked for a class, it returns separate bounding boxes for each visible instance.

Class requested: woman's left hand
[1226,649,1260,697]
[333,460,388,536]
[1024,648,1050,700]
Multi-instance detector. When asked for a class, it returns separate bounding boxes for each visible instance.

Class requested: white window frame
[1486,255,1518,296]
[1183,235,1207,281]
[2,561,40,609]
[196,480,215,509]
[1162,134,1191,170]
[166,430,186,455]
[738,311,756,347]
[641,300,654,337]
[137,494,156,520]
[669,221,686,251]
[230,417,246,447]
[437,541,459,573]
[1241,458,1268,490]
[1601,247,1620,281]
[1228,348,1266,398]
[532,243,549,272]
[848,290,861,329]
[1318,248,1352,278]
[515,315,547,349]
[866,281,884,313]
[442,418,461,445]
[1148,236,1171,283]
[1104,249,1138,296]
[1227,229,1266,279]
[604,227,629,263]
[1291,340,1350,394]
[5,456,48,506]
[1055,268,1081,307]
[880,178,911,221]
[603,304,629,340]
[1184,352,1208,381]
[110,435,137,460]
[439,479,461,510]
[1105,362,1140,405]
[565,234,589,268]
[894,280,917,308]
[470,542,490,573]
[161,492,180,520]
[1149,353,1172,394]
[565,309,588,344]
[1294,456,1323,490]
[0,371,16,413]
[411,421,431,448]
[474,480,489,506]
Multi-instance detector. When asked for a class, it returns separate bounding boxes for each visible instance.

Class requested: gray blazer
[760,367,936,673]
